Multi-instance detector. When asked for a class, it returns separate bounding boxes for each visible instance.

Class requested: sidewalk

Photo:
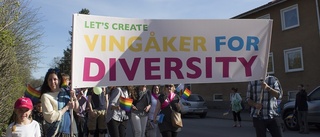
[207,109,252,121]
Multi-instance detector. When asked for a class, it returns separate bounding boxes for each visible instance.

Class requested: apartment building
[191,0,320,109]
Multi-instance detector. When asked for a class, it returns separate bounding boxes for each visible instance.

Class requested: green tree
[0,30,23,135]
[58,8,90,77]
[0,0,43,133]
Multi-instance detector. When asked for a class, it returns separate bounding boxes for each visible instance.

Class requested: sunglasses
[166,85,174,88]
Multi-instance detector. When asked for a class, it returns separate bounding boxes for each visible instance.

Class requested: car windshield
[187,95,204,101]
[309,87,320,100]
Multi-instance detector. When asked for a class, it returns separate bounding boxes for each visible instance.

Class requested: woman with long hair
[158,84,182,137]
[40,68,79,136]
[146,85,161,137]
[130,85,151,137]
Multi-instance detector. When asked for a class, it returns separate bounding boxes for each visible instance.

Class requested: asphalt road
[179,115,319,137]
[123,109,320,137]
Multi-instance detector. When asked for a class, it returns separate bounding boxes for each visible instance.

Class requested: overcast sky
[29,0,271,79]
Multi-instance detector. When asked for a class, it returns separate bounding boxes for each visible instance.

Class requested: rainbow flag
[120,97,133,112]
[24,84,41,103]
[181,88,192,100]
[61,78,68,88]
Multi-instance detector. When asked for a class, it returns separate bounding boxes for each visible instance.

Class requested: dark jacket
[295,90,308,111]
[158,93,182,132]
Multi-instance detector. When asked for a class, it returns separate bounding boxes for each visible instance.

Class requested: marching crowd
[7,67,307,137]
[6,68,183,137]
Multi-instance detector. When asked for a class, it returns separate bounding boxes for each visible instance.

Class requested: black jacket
[295,90,308,111]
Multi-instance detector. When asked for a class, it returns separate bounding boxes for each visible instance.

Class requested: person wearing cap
[5,97,41,137]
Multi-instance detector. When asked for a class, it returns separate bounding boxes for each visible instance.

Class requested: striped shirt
[246,76,282,119]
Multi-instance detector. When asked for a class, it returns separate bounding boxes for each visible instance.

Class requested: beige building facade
[191,0,320,109]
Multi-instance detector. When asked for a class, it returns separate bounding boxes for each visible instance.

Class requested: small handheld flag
[24,84,41,104]
[61,78,69,88]
[181,88,192,100]
[175,84,184,92]
[119,97,133,112]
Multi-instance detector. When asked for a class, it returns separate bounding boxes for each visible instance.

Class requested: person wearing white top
[6,97,41,137]
[106,86,130,137]
[146,85,161,137]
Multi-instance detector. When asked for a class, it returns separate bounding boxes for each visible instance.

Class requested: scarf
[161,92,175,109]
[151,93,158,100]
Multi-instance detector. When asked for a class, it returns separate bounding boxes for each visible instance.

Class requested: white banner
[72,14,273,88]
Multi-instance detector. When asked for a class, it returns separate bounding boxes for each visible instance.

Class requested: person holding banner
[130,85,151,137]
[158,84,182,137]
[146,85,161,137]
[106,86,130,137]
[40,68,79,137]
[246,75,283,137]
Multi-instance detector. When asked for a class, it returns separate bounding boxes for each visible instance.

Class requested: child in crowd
[6,97,41,137]
[32,101,45,136]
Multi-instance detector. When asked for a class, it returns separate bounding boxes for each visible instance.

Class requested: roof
[232,0,287,19]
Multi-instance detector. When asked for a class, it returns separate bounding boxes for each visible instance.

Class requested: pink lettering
[238,55,257,77]
[145,58,161,80]
[83,57,105,81]
[164,58,183,79]
[186,57,201,79]
[206,57,213,78]
[216,57,237,78]
[119,58,141,81]
[109,58,116,81]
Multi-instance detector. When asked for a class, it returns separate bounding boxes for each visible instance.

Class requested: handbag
[170,106,183,128]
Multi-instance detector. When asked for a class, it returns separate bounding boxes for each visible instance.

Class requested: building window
[257,14,270,19]
[288,90,298,101]
[213,94,223,101]
[284,47,304,72]
[281,4,299,30]
[267,52,274,74]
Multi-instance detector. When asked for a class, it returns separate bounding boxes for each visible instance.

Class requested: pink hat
[14,97,33,110]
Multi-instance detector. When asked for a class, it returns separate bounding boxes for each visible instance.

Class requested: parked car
[282,86,320,130]
[180,94,208,118]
